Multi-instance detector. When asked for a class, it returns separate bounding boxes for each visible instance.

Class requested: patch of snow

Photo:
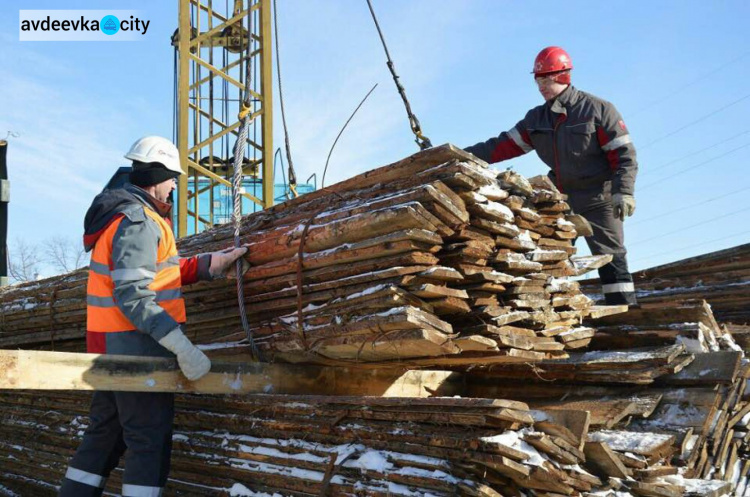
[386,481,441,497]
[588,429,672,454]
[518,440,546,467]
[517,230,533,243]
[278,402,312,409]
[556,218,575,229]
[662,474,730,495]
[228,483,281,496]
[478,183,508,199]
[226,373,243,391]
[481,429,546,466]
[483,201,514,220]
[237,444,328,464]
[676,333,707,354]
[352,450,392,472]
[198,340,248,351]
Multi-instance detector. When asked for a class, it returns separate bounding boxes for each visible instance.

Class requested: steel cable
[365,0,432,150]
[272,0,298,196]
[231,7,262,361]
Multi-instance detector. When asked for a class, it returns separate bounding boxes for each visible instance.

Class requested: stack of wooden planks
[0,389,591,496]
[0,387,735,497]
[1,145,748,495]
[466,299,746,495]
[580,243,750,325]
[584,300,741,354]
[0,145,620,367]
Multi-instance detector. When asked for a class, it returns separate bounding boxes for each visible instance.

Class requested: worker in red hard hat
[466,47,638,306]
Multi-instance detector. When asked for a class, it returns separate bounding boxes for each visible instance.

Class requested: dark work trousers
[59,391,175,497]
[567,185,637,306]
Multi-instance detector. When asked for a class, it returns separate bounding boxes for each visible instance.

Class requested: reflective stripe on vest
[86,208,186,333]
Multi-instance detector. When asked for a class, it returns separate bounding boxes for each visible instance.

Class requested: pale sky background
[1,0,749,278]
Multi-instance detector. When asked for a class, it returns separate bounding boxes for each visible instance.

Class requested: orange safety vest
[86,208,186,332]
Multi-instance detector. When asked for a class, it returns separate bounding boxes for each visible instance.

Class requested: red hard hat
[532,46,573,76]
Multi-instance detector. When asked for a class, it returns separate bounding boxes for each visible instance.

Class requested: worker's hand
[612,193,636,221]
[158,328,211,381]
[209,246,250,280]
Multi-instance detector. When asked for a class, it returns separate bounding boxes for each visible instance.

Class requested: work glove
[209,246,250,279]
[158,327,211,381]
[612,193,636,221]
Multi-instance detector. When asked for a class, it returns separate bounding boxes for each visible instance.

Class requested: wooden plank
[454,335,499,352]
[0,349,465,397]
[532,398,638,428]
[260,144,475,209]
[571,255,613,276]
[627,481,683,497]
[530,409,590,450]
[583,441,630,479]
[558,344,686,367]
[584,305,629,319]
[679,479,732,497]
[587,430,675,458]
[312,329,459,361]
[658,351,742,386]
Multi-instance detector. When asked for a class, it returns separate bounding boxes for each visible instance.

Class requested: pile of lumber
[0,145,621,367]
[580,243,750,325]
[1,145,748,495]
[466,299,747,495]
[0,387,734,497]
[585,300,741,354]
[0,300,744,495]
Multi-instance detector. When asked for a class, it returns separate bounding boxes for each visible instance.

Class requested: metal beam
[0,141,8,287]
[177,1,191,237]
[187,158,263,206]
[260,0,274,208]
[176,0,273,237]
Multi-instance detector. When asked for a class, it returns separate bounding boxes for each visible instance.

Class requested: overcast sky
[1,0,749,277]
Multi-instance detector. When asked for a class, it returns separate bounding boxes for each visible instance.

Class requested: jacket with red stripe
[465,86,638,195]
[82,183,212,356]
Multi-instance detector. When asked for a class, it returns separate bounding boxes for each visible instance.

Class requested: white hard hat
[124,136,184,175]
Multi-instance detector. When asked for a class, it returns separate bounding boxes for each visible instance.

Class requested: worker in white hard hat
[59,136,250,497]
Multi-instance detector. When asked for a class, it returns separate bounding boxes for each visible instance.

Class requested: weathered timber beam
[571,254,613,276]
[0,349,462,397]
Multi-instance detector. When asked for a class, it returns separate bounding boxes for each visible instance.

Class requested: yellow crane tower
[173,0,274,238]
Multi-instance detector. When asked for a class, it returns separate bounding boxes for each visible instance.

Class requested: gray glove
[612,193,636,221]
[208,246,250,279]
[158,328,211,381]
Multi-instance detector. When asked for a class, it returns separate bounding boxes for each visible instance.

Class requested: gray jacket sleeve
[599,102,638,195]
[111,215,180,342]
[464,118,534,164]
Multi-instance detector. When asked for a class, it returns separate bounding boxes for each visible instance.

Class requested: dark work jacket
[465,86,638,195]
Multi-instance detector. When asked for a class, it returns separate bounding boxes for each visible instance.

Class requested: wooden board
[583,441,630,478]
[0,349,463,397]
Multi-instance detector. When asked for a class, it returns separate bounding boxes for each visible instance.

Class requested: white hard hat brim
[124,136,185,175]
